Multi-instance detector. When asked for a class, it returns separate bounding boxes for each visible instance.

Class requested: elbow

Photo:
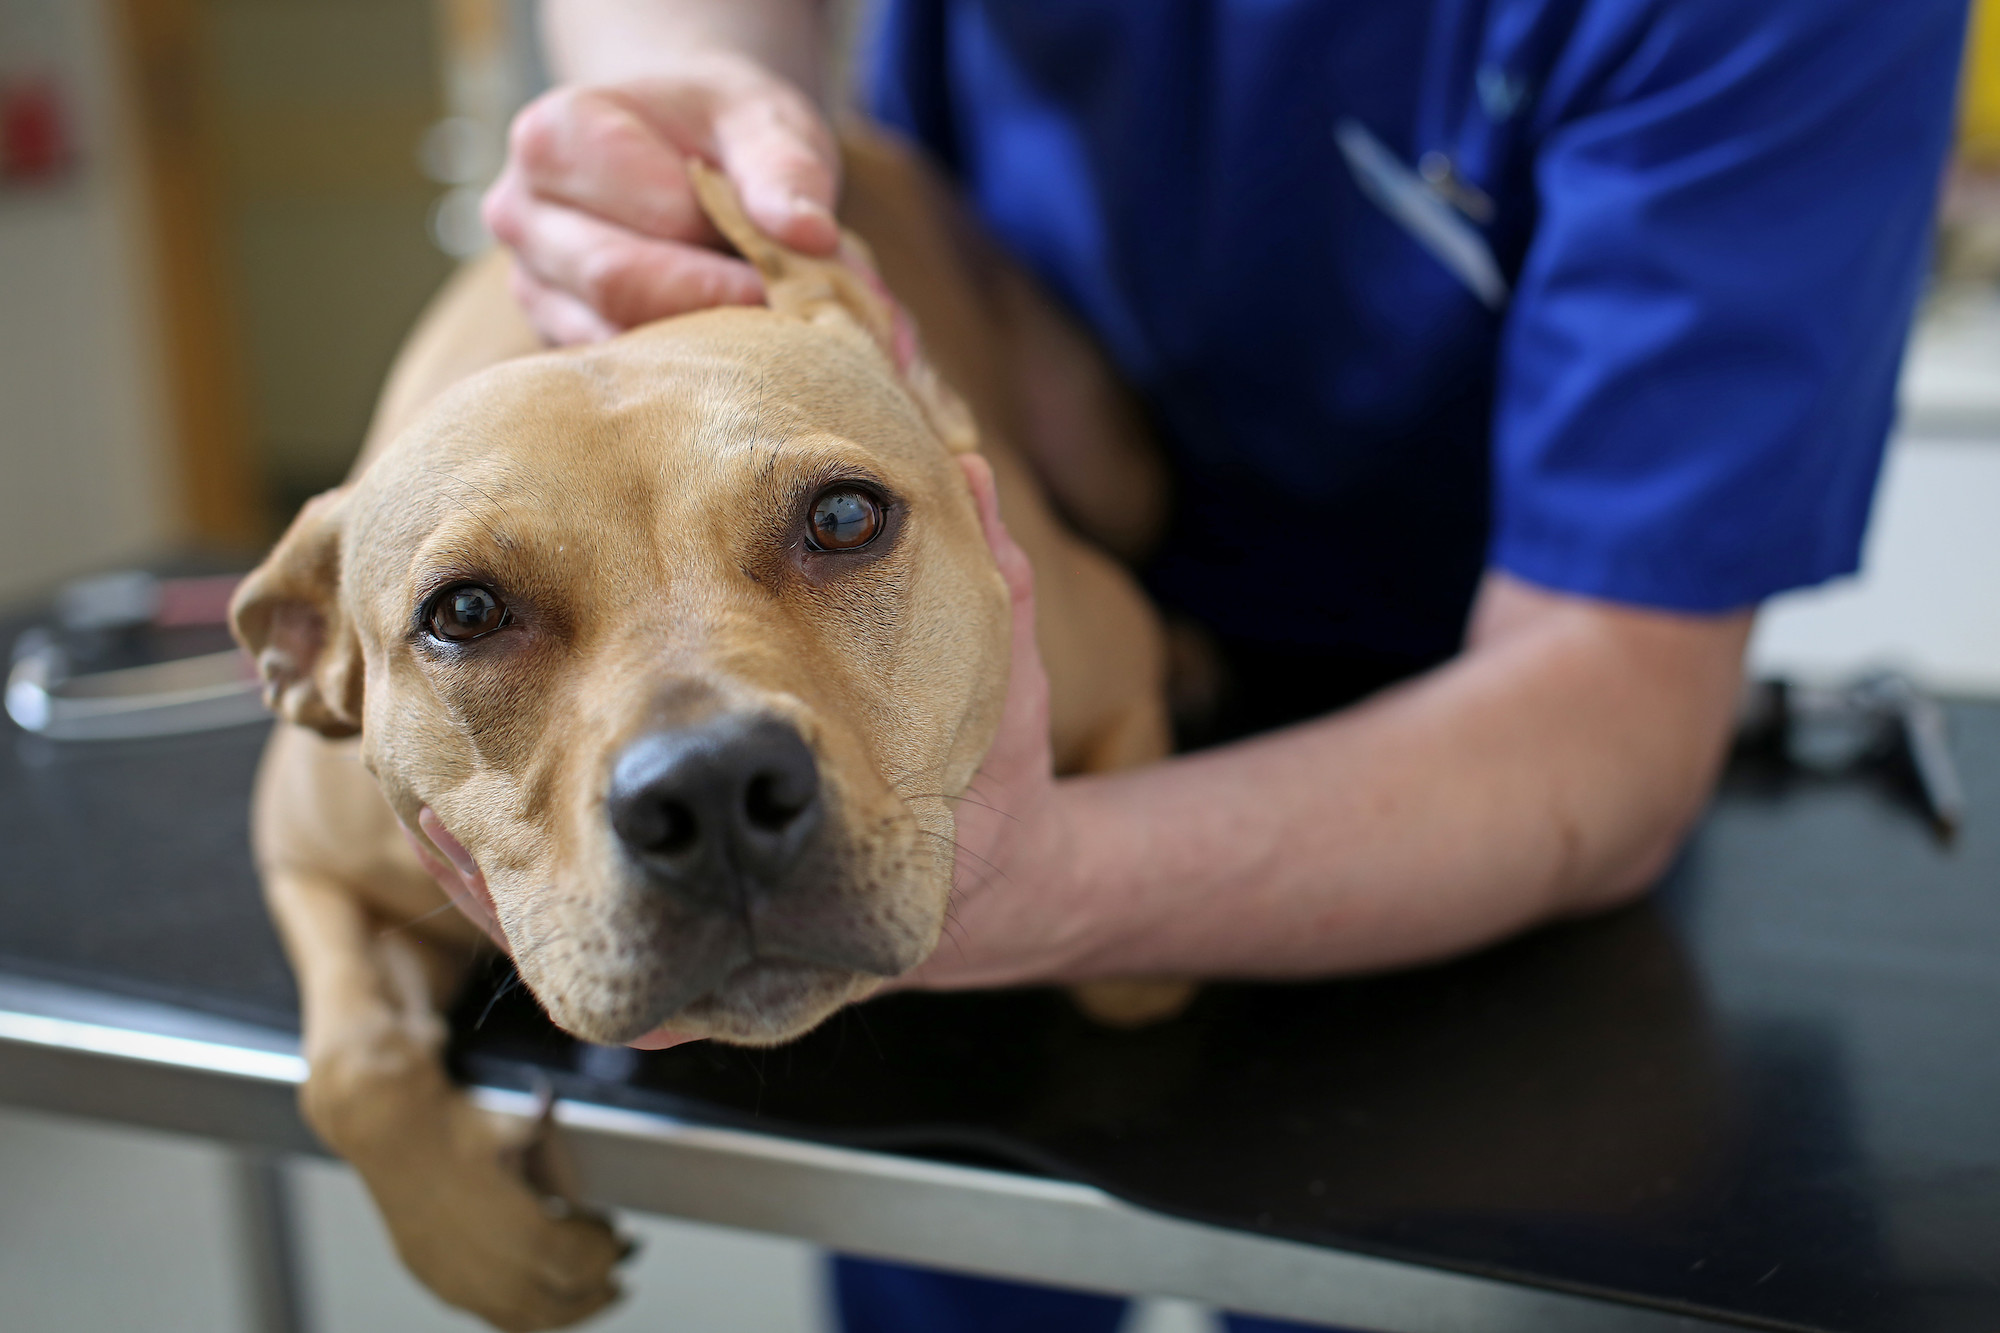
[1593,828,1684,912]
[1558,785,1710,917]
[1557,686,1743,919]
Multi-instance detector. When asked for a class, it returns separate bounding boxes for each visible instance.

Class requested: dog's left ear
[229,488,365,738]
[688,159,978,454]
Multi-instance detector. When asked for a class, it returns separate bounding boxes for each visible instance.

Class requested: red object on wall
[2,74,74,183]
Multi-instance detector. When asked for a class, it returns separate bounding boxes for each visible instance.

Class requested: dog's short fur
[231,131,1179,1329]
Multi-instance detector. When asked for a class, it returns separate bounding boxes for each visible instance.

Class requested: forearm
[540,0,825,97]
[1025,576,1750,984]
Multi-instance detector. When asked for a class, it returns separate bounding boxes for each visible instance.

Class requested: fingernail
[790,196,836,233]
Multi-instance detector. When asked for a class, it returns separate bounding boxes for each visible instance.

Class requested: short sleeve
[1491,0,1969,612]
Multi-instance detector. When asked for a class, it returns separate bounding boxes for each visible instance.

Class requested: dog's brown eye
[427,583,506,641]
[808,487,883,551]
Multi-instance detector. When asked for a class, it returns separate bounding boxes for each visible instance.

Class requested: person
[480,1,1969,1328]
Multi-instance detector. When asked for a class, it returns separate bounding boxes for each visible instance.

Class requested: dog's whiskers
[921,828,1010,885]
[374,896,467,940]
[968,765,1012,791]
[933,895,986,961]
[472,968,525,1030]
[848,1004,886,1061]
[899,791,1019,821]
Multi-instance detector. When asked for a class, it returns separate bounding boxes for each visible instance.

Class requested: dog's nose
[607,716,823,895]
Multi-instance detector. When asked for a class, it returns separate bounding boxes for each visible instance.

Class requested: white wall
[1751,288,2000,698]
[0,0,177,605]
[1751,434,2000,696]
[0,1106,261,1333]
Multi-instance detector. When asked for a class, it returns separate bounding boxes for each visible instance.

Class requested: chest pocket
[1344,0,1586,306]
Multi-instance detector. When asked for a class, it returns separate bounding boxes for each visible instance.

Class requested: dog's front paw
[356,1088,624,1320]
[304,1045,624,1330]
[361,1092,625,1331]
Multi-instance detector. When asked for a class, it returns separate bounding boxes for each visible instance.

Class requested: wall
[0,0,177,604]
[204,0,453,512]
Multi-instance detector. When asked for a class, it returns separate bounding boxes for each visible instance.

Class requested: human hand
[482,49,839,344]
[893,455,1094,992]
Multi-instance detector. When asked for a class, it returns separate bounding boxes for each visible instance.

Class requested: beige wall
[207,0,452,511]
[0,0,177,605]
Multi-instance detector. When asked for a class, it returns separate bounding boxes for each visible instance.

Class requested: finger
[710,88,841,254]
[567,71,838,254]
[499,192,765,329]
[507,262,619,346]
[488,161,762,323]
[959,454,1039,648]
[957,454,1051,784]
[509,87,715,243]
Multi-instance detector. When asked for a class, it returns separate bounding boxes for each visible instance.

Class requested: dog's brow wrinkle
[418,465,514,552]
[446,472,511,517]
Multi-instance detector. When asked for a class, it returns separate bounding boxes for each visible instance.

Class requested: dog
[230,130,1184,1330]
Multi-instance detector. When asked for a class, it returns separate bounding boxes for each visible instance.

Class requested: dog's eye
[807,487,883,552]
[426,583,507,642]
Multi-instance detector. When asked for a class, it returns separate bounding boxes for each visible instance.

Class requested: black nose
[607,716,823,897]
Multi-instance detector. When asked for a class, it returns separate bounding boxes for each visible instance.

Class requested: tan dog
[230,131,1179,1330]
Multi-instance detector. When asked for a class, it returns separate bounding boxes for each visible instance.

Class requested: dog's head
[231,168,1009,1046]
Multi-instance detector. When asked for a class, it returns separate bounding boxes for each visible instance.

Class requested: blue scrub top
[865,0,1968,664]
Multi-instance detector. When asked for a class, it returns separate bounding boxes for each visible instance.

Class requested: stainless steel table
[0,970,1718,1332]
[4,631,1997,1331]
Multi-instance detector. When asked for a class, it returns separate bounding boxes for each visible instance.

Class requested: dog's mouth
[662,954,872,1044]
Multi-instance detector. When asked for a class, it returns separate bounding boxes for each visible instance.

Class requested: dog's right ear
[687,159,979,454]
[229,488,364,738]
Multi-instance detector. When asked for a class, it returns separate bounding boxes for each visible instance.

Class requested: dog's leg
[255,718,623,1330]
[265,863,624,1330]
[245,251,610,1327]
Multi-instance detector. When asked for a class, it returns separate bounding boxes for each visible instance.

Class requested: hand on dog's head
[231,171,1011,1048]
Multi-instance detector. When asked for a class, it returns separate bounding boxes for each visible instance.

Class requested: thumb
[958,454,1048,742]
[711,84,840,255]
[959,453,1036,643]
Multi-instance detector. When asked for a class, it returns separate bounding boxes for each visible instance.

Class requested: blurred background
[2,0,1996,678]
[0,0,538,602]
[0,0,1997,1329]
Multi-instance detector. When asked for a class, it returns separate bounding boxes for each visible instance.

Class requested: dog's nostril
[744,771,810,832]
[624,797,699,855]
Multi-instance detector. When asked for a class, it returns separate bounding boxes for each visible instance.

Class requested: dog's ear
[229,488,365,738]
[688,159,978,454]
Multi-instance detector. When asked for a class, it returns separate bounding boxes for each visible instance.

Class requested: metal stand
[228,1149,308,1333]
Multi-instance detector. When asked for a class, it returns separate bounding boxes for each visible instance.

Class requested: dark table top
[4,607,1997,1333]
